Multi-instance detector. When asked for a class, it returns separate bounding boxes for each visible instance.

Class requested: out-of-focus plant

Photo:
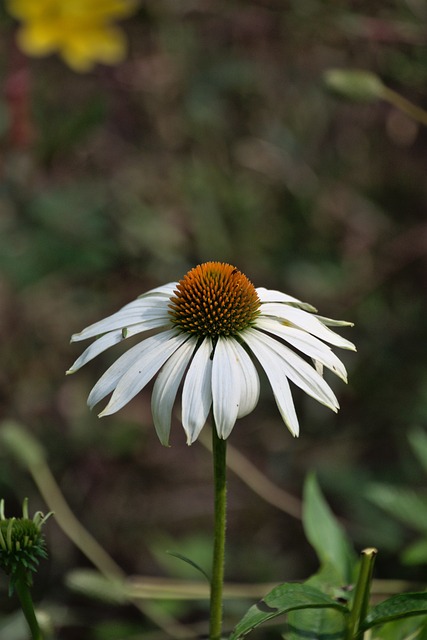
[5,0,139,72]
[367,428,427,567]
[230,476,427,640]
[2,424,427,639]
[324,68,427,127]
[0,498,52,640]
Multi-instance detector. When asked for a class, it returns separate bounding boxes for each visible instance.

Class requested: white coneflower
[68,262,355,445]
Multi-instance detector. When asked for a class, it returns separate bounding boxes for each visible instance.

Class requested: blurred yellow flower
[6,0,138,72]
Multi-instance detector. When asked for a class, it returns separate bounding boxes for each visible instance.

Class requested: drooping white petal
[99,332,189,417]
[151,337,198,446]
[87,329,179,409]
[260,303,356,351]
[255,317,348,381]
[241,329,300,436]
[247,328,339,411]
[314,315,354,328]
[182,338,213,445]
[138,282,178,298]
[256,287,317,312]
[71,298,172,342]
[67,330,125,374]
[212,337,242,439]
[67,317,171,373]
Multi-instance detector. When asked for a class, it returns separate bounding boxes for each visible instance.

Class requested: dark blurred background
[1,1,427,638]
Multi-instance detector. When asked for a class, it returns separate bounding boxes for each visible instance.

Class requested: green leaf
[166,550,210,582]
[372,615,427,640]
[150,533,212,580]
[362,593,427,630]
[229,582,348,640]
[402,537,427,565]
[303,474,356,584]
[303,562,354,601]
[367,484,427,534]
[284,565,352,640]
[408,428,427,475]
[285,601,347,640]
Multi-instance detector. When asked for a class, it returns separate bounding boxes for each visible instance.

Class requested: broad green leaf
[408,428,427,475]
[362,593,427,630]
[371,615,427,640]
[402,537,427,565]
[303,474,356,584]
[303,561,355,601]
[229,582,348,640]
[305,562,346,593]
[285,564,351,640]
[285,601,347,640]
[367,484,427,534]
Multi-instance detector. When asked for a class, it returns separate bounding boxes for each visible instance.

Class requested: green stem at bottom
[209,424,227,640]
[345,547,377,640]
[15,572,44,640]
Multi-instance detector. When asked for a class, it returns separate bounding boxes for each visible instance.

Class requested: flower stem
[209,424,227,640]
[15,571,44,640]
[381,86,427,126]
[345,547,377,640]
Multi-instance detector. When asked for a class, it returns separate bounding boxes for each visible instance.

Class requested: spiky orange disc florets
[169,262,260,338]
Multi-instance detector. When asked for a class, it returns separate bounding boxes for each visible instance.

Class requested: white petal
[67,317,171,373]
[256,287,317,312]
[212,338,242,439]
[182,338,213,445]
[247,328,339,411]
[314,360,324,376]
[314,315,354,328]
[138,282,178,298]
[71,298,171,342]
[100,332,189,416]
[151,337,197,446]
[260,303,356,351]
[87,328,178,409]
[67,330,125,374]
[241,330,300,436]
[255,317,348,381]
[228,338,260,419]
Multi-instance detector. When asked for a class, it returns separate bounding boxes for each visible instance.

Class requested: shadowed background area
[0,1,427,638]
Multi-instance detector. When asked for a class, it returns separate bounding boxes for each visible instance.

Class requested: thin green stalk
[15,570,44,640]
[209,424,227,640]
[346,547,377,640]
[381,87,427,126]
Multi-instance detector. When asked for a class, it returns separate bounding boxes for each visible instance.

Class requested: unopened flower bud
[0,498,52,593]
[324,69,384,102]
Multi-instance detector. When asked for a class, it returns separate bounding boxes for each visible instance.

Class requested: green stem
[346,547,377,640]
[15,572,44,640]
[381,87,427,127]
[209,424,227,640]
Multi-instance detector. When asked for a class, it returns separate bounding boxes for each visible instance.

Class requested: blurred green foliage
[1,0,427,637]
